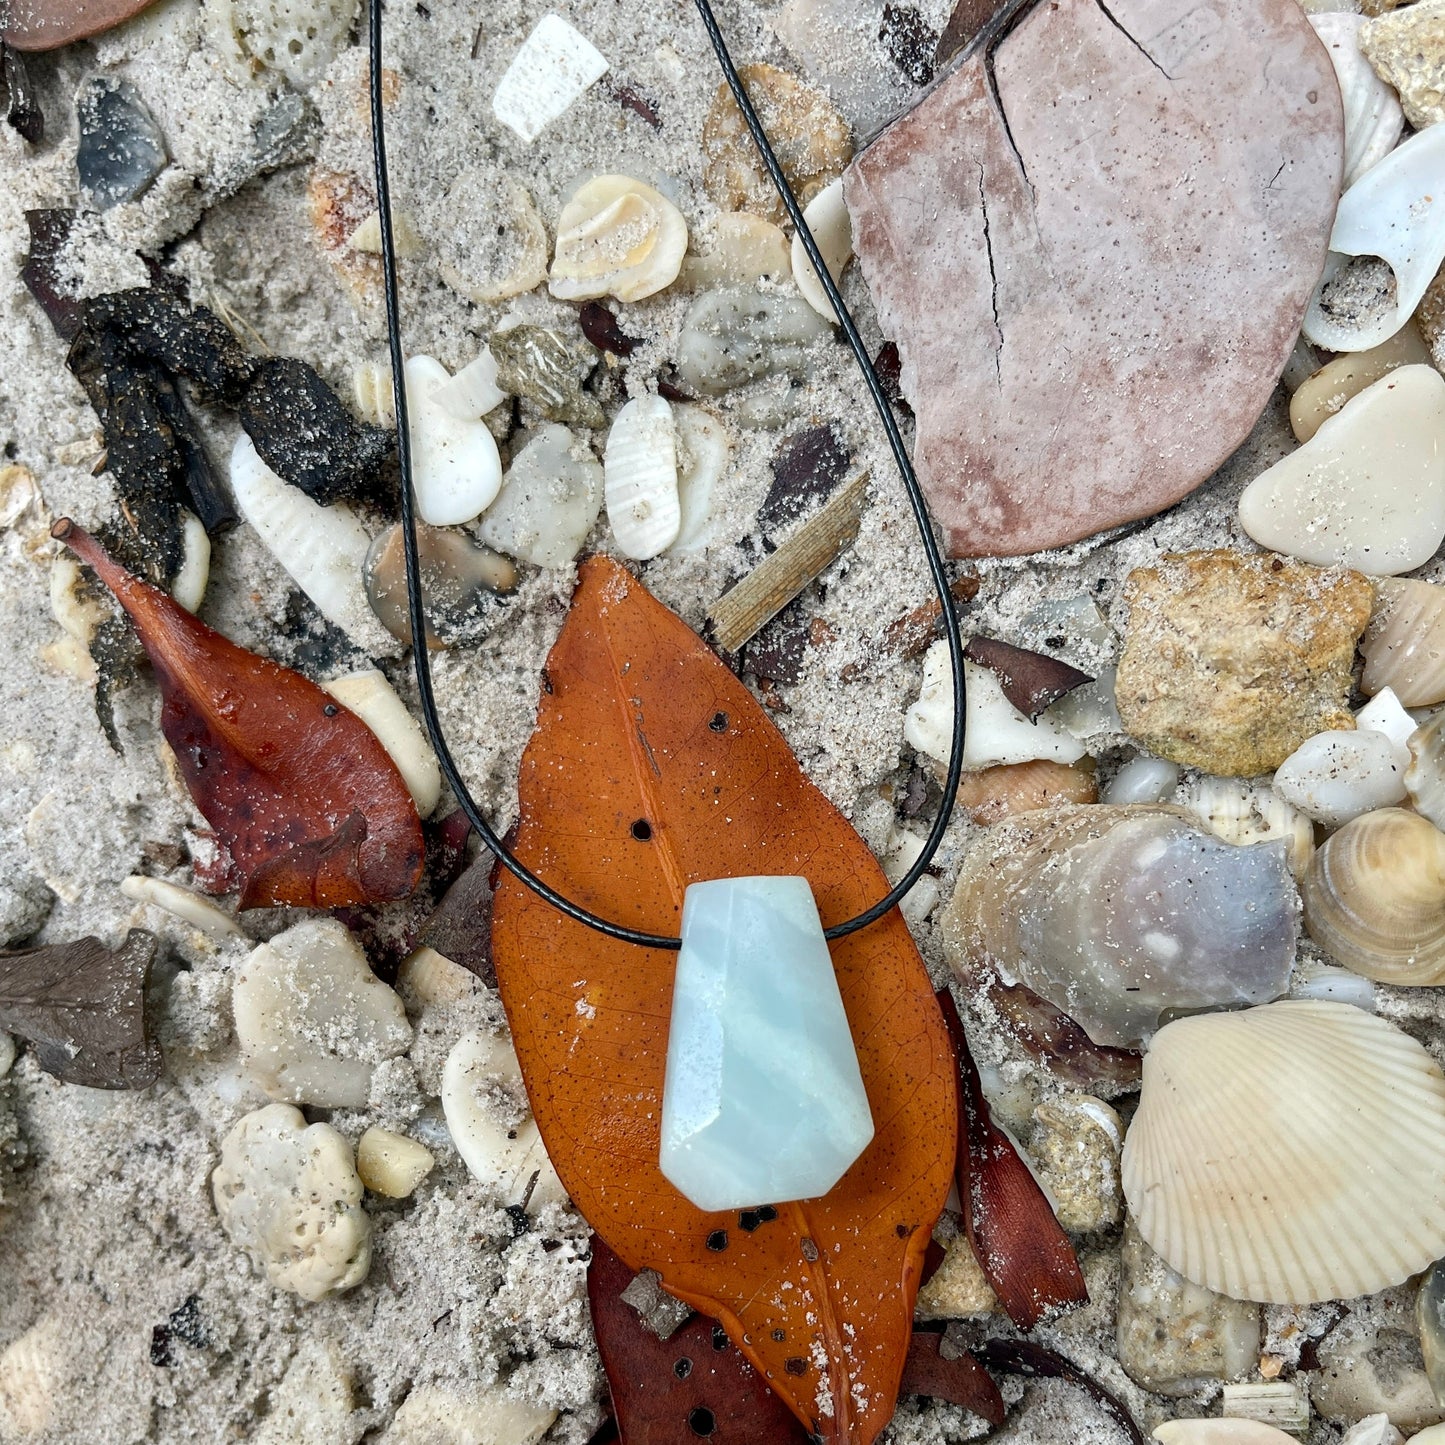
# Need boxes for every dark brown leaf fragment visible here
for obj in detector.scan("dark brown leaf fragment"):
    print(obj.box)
[2,42,42,142]
[978,1340,1145,1445]
[609,80,661,129]
[759,424,851,538]
[963,636,1092,719]
[21,208,84,340]
[880,4,937,86]
[417,845,496,987]
[579,301,642,358]
[0,930,161,1089]
[900,1331,1005,1425]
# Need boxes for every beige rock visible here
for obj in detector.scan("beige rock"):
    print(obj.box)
[1312,1301,1445,1432]
[914,1233,999,1320]
[702,64,852,227]
[1116,550,1373,776]
[1290,324,1432,442]
[1363,0,1445,129]
[356,1126,435,1199]
[1031,1094,1122,1233]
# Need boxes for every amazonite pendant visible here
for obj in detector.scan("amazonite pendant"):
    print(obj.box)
[659,876,874,1212]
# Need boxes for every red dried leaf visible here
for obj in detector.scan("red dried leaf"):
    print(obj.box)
[938,990,1087,1329]
[588,1235,811,1444]
[963,636,1092,719]
[55,521,424,910]
[4,0,157,51]
[900,1332,1005,1426]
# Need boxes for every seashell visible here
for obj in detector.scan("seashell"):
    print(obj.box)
[709,471,868,653]
[364,522,517,651]
[396,945,478,1009]
[207,0,360,88]
[791,176,853,322]
[0,464,40,529]
[1303,125,1445,352]
[355,1125,434,1199]
[1289,956,1377,1010]
[429,349,507,422]
[1152,1422,1297,1443]
[441,1031,567,1212]
[476,423,603,568]
[0,1318,64,1436]
[403,355,503,527]
[437,170,550,305]
[956,759,1099,825]
[1289,322,1430,441]
[1409,711,1445,832]
[1222,1381,1311,1435]
[1302,808,1445,984]
[391,1385,556,1445]
[1047,667,1123,741]
[347,207,423,258]
[353,360,395,429]
[674,284,833,397]
[548,176,688,304]
[491,12,609,144]
[701,63,852,228]
[1103,755,1179,806]
[1341,1418,1407,1445]
[603,395,681,559]
[229,434,397,656]
[1121,999,1445,1303]
[1020,593,1116,658]
[1418,1258,1445,1409]
[1356,686,1418,750]
[1362,578,1445,707]
[1273,728,1410,828]
[669,404,732,555]
[49,554,106,647]
[1181,776,1316,876]
[679,212,792,291]
[75,75,168,212]
[489,324,605,431]
[943,806,1298,1050]
[1413,1430,1445,1445]
[880,825,940,931]
[170,510,210,615]
[322,670,441,817]
[1308,15,1405,188]
[905,645,1087,773]
[120,875,243,941]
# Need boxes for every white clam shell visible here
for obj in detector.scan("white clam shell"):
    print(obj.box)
[1308,15,1404,188]
[670,404,732,554]
[477,423,603,568]
[1362,578,1445,707]
[1272,727,1410,828]
[120,874,243,940]
[1122,1000,1445,1303]
[1304,124,1445,352]
[1153,1424,1297,1444]
[1408,712,1445,833]
[229,433,398,655]
[791,176,854,321]
[404,355,503,526]
[549,175,688,304]
[603,394,681,559]
[491,12,608,144]
[322,669,441,816]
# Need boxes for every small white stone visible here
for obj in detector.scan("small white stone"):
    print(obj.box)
[1238,366,1445,576]
[429,348,507,422]
[1152,1419,1297,1442]
[1104,755,1181,805]
[384,1384,556,1445]
[322,669,441,817]
[234,918,411,1108]
[211,1103,371,1302]
[881,825,940,932]
[356,1126,435,1199]
[492,13,608,144]
[478,424,604,567]
[1409,1428,1445,1443]
[1273,728,1410,828]
[441,1031,567,1212]
[1356,686,1418,751]
[405,356,504,527]
[669,405,731,555]
[604,395,681,559]
[1342,1415,1407,1445]
[120,874,244,941]
[396,946,479,1009]
[791,177,854,321]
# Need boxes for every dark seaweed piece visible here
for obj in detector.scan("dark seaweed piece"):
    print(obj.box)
[609,80,661,129]
[880,4,937,86]
[743,600,808,686]
[579,301,642,358]
[963,636,1092,719]
[150,369,236,534]
[20,208,84,340]
[239,356,393,504]
[759,423,851,538]
[85,287,257,401]
[2,42,42,142]
[0,930,161,1089]
[75,75,168,211]
[90,610,142,754]
[977,1340,1145,1445]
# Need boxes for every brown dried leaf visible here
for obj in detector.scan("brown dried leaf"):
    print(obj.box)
[963,636,1092,719]
[900,1331,1005,1425]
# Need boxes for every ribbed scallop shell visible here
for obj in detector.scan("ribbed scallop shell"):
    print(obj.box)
[603,395,680,559]
[1301,807,1445,985]
[1122,1000,1445,1303]
[1361,577,1445,707]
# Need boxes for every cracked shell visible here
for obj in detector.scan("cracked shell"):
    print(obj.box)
[549,175,687,304]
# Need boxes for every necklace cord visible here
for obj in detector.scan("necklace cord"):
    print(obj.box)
[368,0,967,948]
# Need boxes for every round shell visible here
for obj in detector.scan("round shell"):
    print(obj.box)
[1301,807,1445,985]
[549,176,687,304]
[1122,999,1445,1303]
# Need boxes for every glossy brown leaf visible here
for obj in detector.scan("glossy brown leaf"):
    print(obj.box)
[0,930,160,1089]
[938,990,1087,1329]
[588,1234,810,1444]
[55,521,424,910]
[3,0,157,50]
[962,636,1092,720]
[899,1331,1005,1425]
[491,556,958,1445]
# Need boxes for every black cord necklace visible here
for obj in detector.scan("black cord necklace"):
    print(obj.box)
[368,0,967,949]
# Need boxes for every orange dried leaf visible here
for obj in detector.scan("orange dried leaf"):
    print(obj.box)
[55,521,423,909]
[491,556,958,1445]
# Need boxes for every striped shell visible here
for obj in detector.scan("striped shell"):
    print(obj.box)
[1122,1000,1445,1303]
[1301,808,1445,985]
[1361,577,1445,707]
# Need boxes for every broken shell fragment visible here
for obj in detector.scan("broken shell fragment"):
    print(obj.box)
[347,208,423,257]
[120,875,242,940]
[491,12,609,144]
[322,670,440,817]
[1289,323,1430,442]
[549,175,688,304]
[1122,1000,1445,1303]
[437,170,549,305]
[429,349,506,422]
[404,356,503,526]
[490,324,604,430]
[172,511,210,614]
[679,212,792,291]
[355,1126,434,1199]
[208,0,361,88]
[791,177,853,321]
[477,423,603,568]
[669,404,731,554]
[1179,776,1316,876]
[1308,14,1405,189]
[1408,712,1445,831]
[674,284,833,397]
[1152,1424,1298,1443]
[943,805,1298,1050]
[1103,755,1180,806]
[603,395,680,559]
[955,759,1098,825]
[1272,728,1410,829]
[1362,578,1445,706]
[353,360,395,428]
[1302,808,1445,985]
[364,522,517,650]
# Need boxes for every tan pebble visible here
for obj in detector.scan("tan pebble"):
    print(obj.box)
[356,1126,434,1199]
[1115,550,1373,776]
[347,208,424,257]
[1418,262,1445,372]
[1290,323,1431,442]
[914,1233,999,1320]
[387,1384,556,1445]
[702,64,852,227]
[396,945,479,1008]
[39,636,96,684]
[1362,0,1445,129]
[1031,1094,1122,1233]
[1260,1354,1286,1381]
[679,211,792,291]
[955,759,1097,825]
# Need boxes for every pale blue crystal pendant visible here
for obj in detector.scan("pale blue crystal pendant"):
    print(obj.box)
[659,876,875,1212]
